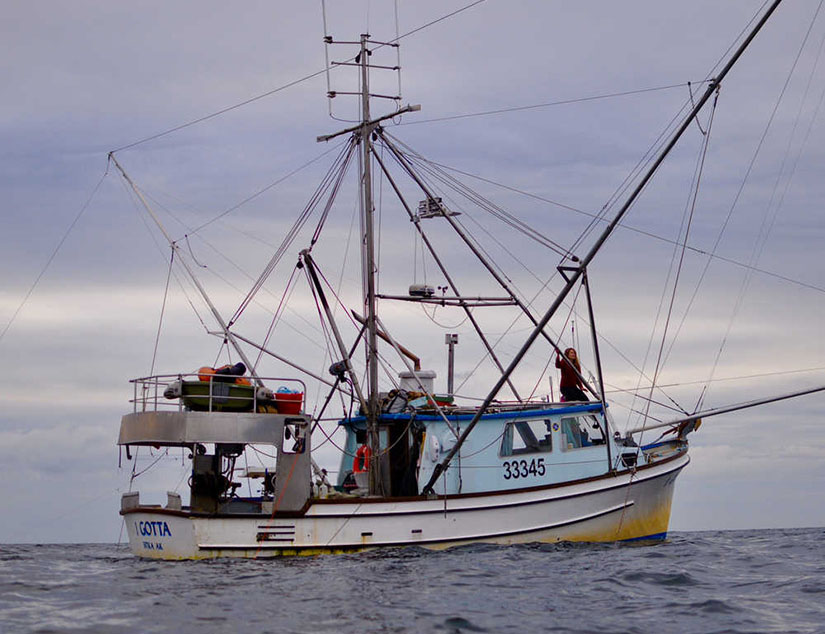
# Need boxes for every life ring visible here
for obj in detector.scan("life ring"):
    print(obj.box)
[353,444,371,473]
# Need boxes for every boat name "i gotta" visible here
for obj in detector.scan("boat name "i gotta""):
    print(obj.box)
[135,520,172,537]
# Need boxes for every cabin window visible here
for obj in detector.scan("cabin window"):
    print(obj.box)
[500,420,553,456]
[560,416,604,451]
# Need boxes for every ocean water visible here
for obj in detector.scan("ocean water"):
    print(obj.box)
[1,528,823,634]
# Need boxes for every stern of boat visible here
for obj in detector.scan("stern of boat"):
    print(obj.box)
[121,493,200,560]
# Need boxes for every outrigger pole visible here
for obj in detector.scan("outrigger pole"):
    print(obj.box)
[423,0,784,494]
[626,385,825,435]
[110,153,263,387]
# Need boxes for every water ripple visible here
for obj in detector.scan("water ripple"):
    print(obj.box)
[1,530,824,634]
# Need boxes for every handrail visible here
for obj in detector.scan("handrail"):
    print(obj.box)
[129,373,307,414]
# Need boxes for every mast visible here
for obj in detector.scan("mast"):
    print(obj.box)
[318,34,418,496]
[358,34,383,495]
[422,0,785,494]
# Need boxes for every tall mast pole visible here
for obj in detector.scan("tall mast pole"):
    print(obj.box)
[359,34,384,495]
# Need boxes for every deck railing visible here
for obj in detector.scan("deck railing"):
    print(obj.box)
[129,373,307,414]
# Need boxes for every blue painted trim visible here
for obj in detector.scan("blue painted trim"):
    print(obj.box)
[338,403,604,426]
[640,440,679,451]
[621,531,667,542]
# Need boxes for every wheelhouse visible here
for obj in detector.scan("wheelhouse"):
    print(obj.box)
[336,402,626,496]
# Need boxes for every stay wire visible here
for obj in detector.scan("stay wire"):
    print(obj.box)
[117,173,212,334]
[113,0,483,153]
[627,92,719,428]
[379,0,487,48]
[526,284,583,401]
[382,132,570,257]
[414,156,825,295]
[638,89,719,428]
[696,0,825,411]
[405,150,569,260]
[569,96,695,258]
[609,365,825,395]
[0,161,110,347]
[189,140,348,236]
[379,139,536,312]
[110,68,329,154]
[311,137,359,246]
[253,265,301,372]
[667,14,825,377]
[130,448,170,480]
[149,248,175,377]
[230,137,356,326]
[402,81,708,127]
[424,179,558,288]
[134,185,326,349]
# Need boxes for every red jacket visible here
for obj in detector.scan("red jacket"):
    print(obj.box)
[555,355,583,389]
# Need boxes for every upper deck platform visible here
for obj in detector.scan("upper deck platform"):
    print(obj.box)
[118,411,309,446]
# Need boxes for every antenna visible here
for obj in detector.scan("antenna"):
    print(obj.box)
[322,34,403,122]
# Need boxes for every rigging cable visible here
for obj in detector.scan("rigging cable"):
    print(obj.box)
[110,68,328,154]
[230,137,357,326]
[636,90,720,430]
[0,162,109,347]
[310,137,359,247]
[413,156,570,266]
[381,138,542,313]
[253,264,301,372]
[665,3,825,386]
[383,132,571,256]
[112,0,484,153]
[148,248,175,377]
[303,266,344,381]
[628,90,720,426]
[665,13,825,376]
[379,0,486,48]
[416,156,825,295]
[136,187,326,350]
[116,172,212,334]
[311,192,364,418]
[188,141,349,237]
[402,81,709,127]
[526,283,583,401]
[388,115,820,412]
[386,133,636,404]
[607,365,825,394]
[696,0,825,412]
[421,303,469,330]
[704,0,772,83]
[568,96,695,259]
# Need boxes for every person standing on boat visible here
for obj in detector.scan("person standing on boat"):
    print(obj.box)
[556,347,589,402]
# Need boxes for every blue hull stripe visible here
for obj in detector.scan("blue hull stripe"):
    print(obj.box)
[621,531,668,542]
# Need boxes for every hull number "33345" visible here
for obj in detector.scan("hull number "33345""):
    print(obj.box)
[502,458,545,480]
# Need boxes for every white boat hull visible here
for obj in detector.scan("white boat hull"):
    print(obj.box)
[122,453,687,559]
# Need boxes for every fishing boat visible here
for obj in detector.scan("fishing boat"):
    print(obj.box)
[115,0,821,559]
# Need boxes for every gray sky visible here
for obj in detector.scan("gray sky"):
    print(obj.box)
[1,1,823,543]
